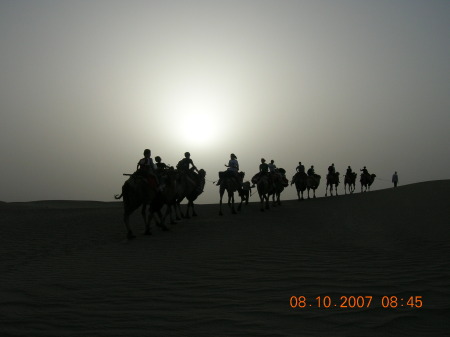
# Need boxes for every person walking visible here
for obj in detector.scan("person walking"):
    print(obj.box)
[392,171,399,188]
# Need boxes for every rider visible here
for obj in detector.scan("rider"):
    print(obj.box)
[296,161,305,174]
[252,158,269,184]
[136,149,159,188]
[137,149,155,173]
[177,152,201,191]
[291,161,306,186]
[268,160,277,173]
[259,158,269,175]
[155,156,168,190]
[328,163,335,175]
[155,156,168,171]
[177,152,199,174]
[216,153,240,186]
[307,165,315,176]
[360,166,369,176]
[346,166,353,177]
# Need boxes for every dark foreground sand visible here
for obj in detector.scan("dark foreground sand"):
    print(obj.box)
[1,180,449,337]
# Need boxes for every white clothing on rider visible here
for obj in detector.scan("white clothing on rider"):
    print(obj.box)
[227,159,239,172]
[268,163,276,173]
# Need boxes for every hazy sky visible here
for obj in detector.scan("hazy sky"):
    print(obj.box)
[1,0,449,203]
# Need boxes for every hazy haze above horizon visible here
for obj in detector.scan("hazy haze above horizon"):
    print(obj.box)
[1,0,449,202]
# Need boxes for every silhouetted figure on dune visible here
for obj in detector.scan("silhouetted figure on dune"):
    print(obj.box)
[344,166,357,194]
[325,163,340,196]
[292,161,308,201]
[392,171,399,188]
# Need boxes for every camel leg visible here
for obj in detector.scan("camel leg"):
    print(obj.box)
[237,194,243,211]
[219,188,224,216]
[156,210,170,231]
[174,202,183,220]
[191,201,198,216]
[174,203,181,220]
[164,204,177,225]
[142,205,153,236]
[184,202,191,219]
[230,192,237,214]
[145,210,153,235]
[259,194,265,212]
[271,194,276,207]
[124,211,136,240]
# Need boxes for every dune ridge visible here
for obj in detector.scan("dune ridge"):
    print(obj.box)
[0,180,449,336]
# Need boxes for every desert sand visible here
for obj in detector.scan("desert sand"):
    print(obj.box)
[1,180,449,336]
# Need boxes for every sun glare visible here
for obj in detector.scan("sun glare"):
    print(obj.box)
[163,83,228,146]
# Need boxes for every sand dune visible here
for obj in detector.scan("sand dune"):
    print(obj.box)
[1,180,449,336]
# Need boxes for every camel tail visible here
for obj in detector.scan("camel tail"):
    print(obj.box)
[114,193,123,200]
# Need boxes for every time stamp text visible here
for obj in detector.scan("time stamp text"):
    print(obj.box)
[290,296,423,309]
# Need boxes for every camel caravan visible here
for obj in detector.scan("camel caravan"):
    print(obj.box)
[116,150,376,239]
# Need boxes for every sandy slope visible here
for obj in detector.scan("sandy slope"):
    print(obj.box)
[1,181,449,336]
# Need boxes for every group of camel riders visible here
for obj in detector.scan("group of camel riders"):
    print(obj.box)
[135,149,202,192]
[135,149,372,192]
[214,154,289,189]
[292,162,371,184]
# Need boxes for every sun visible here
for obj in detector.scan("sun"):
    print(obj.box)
[166,84,226,146]
[179,112,215,144]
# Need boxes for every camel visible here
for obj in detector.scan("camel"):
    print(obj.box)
[239,181,253,205]
[325,172,340,196]
[218,172,245,216]
[145,168,179,234]
[252,173,272,211]
[306,174,321,199]
[360,173,376,192]
[344,172,357,194]
[114,174,158,239]
[268,169,288,207]
[291,172,307,201]
[175,169,206,219]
